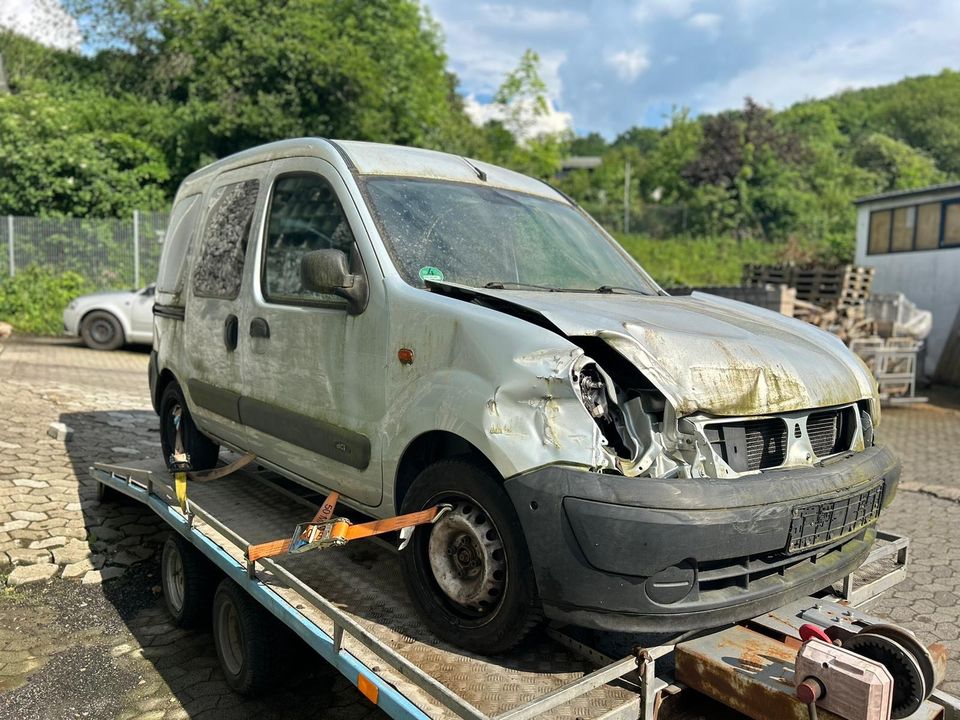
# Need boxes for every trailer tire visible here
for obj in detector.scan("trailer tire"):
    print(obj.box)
[162,535,217,629]
[159,382,220,472]
[212,579,287,696]
[398,459,543,655]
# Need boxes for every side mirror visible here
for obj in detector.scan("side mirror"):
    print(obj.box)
[300,249,367,314]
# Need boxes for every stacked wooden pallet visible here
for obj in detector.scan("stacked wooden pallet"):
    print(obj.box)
[742,264,874,309]
[793,265,874,308]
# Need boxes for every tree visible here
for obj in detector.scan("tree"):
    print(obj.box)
[475,49,570,179]
[853,132,946,192]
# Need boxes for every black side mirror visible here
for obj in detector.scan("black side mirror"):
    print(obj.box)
[300,249,367,314]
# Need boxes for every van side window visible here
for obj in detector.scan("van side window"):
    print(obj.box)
[262,173,357,304]
[193,179,260,299]
[157,193,200,298]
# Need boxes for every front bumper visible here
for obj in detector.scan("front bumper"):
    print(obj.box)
[504,444,900,633]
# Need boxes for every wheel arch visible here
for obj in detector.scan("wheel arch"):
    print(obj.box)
[153,367,180,415]
[393,430,501,514]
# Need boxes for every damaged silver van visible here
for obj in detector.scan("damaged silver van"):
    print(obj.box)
[150,139,899,654]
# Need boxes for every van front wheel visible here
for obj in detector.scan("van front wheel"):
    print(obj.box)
[159,382,220,471]
[398,459,542,654]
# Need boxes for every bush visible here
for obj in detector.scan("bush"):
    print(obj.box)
[615,234,786,287]
[0,265,92,335]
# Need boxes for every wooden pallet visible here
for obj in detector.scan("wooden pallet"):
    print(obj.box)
[747,264,874,309]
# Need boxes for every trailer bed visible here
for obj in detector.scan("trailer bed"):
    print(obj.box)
[93,457,643,720]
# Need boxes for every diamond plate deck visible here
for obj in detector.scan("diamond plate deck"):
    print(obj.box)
[100,458,639,719]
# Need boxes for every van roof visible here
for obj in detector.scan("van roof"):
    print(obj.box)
[179,138,566,202]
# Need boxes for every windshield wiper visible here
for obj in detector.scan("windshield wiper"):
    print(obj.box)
[594,285,650,295]
[483,281,559,292]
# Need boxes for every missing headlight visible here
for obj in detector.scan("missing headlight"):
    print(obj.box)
[578,365,633,458]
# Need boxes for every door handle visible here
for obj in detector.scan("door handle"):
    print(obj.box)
[223,314,239,351]
[249,317,270,339]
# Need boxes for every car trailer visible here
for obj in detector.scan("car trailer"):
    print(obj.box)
[91,458,960,720]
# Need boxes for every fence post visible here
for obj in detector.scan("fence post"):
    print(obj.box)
[133,209,140,288]
[6,215,13,277]
[623,161,631,234]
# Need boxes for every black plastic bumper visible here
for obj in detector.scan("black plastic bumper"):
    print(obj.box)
[504,445,900,633]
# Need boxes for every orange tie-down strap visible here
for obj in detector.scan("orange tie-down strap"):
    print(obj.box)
[246,494,442,563]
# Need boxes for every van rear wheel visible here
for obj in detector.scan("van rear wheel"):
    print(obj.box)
[398,459,542,654]
[159,382,220,471]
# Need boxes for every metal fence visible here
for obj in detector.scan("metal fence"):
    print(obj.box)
[0,211,170,290]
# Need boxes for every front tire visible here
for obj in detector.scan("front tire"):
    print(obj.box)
[398,459,542,655]
[159,382,220,471]
[80,310,124,351]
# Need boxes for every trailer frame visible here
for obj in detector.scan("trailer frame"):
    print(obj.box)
[90,459,959,720]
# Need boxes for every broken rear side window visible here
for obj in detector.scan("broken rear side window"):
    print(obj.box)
[193,179,260,299]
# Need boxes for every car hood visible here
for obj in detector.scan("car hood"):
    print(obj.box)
[432,283,876,417]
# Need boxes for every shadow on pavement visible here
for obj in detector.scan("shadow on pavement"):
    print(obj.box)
[53,407,362,720]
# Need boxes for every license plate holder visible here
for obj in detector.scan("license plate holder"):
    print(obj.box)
[787,483,883,553]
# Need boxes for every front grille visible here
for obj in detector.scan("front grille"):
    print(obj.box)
[705,418,787,472]
[807,407,855,457]
[745,419,787,469]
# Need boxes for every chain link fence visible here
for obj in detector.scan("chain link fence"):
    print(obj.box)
[0,211,170,290]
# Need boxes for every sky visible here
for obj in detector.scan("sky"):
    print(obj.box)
[3,0,960,140]
[426,0,960,138]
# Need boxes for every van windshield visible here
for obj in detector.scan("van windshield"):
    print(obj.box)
[363,177,659,294]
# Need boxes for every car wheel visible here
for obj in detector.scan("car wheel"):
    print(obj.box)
[80,310,124,351]
[159,382,220,471]
[162,535,218,629]
[398,459,543,654]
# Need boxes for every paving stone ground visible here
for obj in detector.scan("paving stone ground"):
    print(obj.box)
[1,335,959,718]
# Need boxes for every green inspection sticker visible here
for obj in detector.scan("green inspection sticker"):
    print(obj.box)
[418,266,444,282]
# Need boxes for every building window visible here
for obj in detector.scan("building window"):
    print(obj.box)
[915,203,941,250]
[890,207,914,252]
[868,209,891,254]
[867,197,960,254]
[944,202,960,247]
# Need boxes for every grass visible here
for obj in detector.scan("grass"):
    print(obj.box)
[614,234,787,288]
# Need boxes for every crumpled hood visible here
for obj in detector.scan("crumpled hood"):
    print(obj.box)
[438,284,877,417]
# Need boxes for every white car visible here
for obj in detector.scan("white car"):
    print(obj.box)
[63,285,155,350]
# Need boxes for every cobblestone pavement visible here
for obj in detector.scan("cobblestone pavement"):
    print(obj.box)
[1,335,959,719]
[0,338,384,720]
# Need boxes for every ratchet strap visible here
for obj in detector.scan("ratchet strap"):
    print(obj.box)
[246,492,448,563]
[169,407,256,513]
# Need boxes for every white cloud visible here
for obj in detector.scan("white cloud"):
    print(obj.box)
[0,0,81,51]
[475,4,589,31]
[687,12,721,36]
[464,95,573,141]
[697,9,960,113]
[605,49,650,82]
[633,0,699,23]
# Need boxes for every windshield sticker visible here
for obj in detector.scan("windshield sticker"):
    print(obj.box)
[418,266,444,283]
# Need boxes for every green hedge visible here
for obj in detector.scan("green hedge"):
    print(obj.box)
[0,265,91,335]
[615,234,787,287]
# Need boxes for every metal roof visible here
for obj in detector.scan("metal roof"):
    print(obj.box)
[853,181,960,205]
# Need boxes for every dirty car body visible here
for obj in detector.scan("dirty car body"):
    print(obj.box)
[150,138,899,639]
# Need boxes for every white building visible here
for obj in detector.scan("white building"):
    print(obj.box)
[854,182,960,379]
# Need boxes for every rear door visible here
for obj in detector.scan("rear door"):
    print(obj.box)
[182,167,266,449]
[237,157,387,508]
